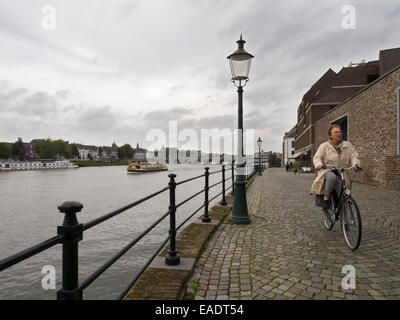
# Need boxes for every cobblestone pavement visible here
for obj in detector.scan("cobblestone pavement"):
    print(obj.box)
[186,168,400,300]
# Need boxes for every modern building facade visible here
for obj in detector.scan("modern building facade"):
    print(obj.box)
[282,125,296,166]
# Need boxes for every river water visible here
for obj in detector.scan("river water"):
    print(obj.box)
[0,164,233,300]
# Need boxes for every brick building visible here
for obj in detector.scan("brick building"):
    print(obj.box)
[314,63,400,190]
[294,47,400,169]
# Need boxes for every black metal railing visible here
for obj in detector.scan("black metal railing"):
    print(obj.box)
[0,161,255,300]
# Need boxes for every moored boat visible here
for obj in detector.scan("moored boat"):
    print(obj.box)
[0,160,78,171]
[127,161,168,173]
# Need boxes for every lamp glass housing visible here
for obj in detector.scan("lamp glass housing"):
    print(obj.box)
[229,54,253,81]
[227,35,254,81]
[257,137,262,147]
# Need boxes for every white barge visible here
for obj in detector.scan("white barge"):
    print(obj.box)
[0,160,78,171]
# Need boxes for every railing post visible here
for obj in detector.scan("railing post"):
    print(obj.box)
[221,165,227,206]
[57,201,83,300]
[231,160,235,195]
[202,167,211,222]
[165,173,180,266]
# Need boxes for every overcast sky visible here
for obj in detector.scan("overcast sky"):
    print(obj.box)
[0,0,399,153]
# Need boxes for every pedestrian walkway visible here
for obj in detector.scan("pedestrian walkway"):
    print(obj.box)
[185,168,400,300]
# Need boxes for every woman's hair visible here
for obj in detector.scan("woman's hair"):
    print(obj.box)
[328,124,341,139]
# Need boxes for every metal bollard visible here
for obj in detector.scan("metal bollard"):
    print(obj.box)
[57,201,83,300]
[202,167,211,222]
[221,165,227,206]
[165,173,180,266]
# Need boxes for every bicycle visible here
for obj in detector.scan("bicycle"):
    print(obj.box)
[318,164,362,251]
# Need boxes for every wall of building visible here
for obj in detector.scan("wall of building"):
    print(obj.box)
[314,67,400,190]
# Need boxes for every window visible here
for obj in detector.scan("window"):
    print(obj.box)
[367,74,379,84]
[291,141,295,148]
[331,115,348,141]
[291,150,295,155]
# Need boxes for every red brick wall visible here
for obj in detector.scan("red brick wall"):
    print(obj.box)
[314,67,400,190]
[296,127,311,150]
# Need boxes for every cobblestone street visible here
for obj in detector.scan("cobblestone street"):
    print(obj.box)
[186,168,400,300]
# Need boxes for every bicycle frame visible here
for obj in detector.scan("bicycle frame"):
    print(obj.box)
[330,169,347,217]
[322,163,360,217]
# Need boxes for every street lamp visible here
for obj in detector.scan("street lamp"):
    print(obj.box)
[261,148,264,171]
[227,34,254,225]
[257,137,262,176]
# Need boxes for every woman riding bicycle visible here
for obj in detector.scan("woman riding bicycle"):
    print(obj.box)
[311,124,362,209]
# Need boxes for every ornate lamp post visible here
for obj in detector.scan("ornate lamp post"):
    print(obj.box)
[227,35,254,225]
[257,137,262,176]
[261,148,265,172]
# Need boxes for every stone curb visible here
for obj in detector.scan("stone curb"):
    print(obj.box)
[124,198,233,300]
[124,173,257,300]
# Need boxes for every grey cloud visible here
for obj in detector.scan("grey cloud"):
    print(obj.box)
[75,105,117,132]
[0,84,58,116]
[144,107,193,123]
[13,91,57,116]
[55,90,71,100]
[1,0,399,152]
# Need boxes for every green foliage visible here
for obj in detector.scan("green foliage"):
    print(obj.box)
[0,142,11,159]
[117,144,134,160]
[70,143,80,158]
[11,137,25,160]
[31,138,71,160]
[31,139,56,159]
[53,139,72,159]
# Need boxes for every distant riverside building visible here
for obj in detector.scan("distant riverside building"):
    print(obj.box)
[78,147,90,160]
[23,143,35,160]
[146,147,233,165]
[293,47,400,168]
[133,143,147,161]
[282,126,296,166]
[101,146,118,161]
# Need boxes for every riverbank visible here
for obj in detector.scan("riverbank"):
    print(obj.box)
[124,173,257,300]
[74,160,129,167]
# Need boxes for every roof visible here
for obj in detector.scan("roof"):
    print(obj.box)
[331,64,379,86]
[316,63,400,119]
[303,68,337,103]
[314,86,365,103]
[379,47,400,74]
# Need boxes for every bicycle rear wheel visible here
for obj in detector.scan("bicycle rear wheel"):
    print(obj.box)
[341,196,362,250]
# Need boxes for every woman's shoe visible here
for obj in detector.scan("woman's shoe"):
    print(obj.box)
[322,200,330,210]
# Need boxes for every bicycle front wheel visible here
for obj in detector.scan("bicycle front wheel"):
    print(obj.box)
[323,208,334,230]
[341,196,362,250]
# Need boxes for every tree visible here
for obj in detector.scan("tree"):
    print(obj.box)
[70,143,80,159]
[11,138,25,161]
[0,143,11,160]
[32,138,56,159]
[117,144,134,160]
[53,140,72,159]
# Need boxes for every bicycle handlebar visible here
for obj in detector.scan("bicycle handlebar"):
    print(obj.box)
[320,163,362,172]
